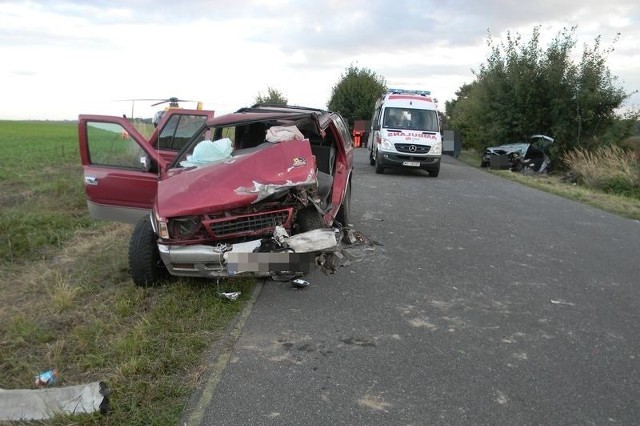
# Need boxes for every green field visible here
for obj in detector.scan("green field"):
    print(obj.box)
[0,120,253,425]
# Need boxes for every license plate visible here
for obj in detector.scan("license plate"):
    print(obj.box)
[402,161,420,167]
[227,252,314,274]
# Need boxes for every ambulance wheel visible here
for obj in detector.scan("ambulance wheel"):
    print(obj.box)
[375,151,384,174]
[426,163,440,177]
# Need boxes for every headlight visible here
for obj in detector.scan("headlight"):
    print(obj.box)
[380,138,394,150]
[431,141,442,155]
[169,216,201,239]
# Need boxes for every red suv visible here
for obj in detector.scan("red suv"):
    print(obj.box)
[78,105,354,286]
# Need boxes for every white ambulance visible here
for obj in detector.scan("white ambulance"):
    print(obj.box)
[367,89,442,177]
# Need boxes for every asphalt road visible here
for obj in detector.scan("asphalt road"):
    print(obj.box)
[185,150,640,426]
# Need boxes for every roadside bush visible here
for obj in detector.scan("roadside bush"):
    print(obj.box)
[562,145,640,198]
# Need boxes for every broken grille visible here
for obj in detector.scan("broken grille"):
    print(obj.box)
[206,209,292,239]
[395,143,431,154]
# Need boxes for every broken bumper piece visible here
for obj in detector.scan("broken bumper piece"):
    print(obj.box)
[158,228,340,278]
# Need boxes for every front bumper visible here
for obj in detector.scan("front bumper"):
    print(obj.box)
[378,152,441,169]
[158,228,340,278]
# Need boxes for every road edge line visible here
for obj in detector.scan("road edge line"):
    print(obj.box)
[182,281,263,426]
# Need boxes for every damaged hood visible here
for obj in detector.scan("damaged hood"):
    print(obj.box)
[485,143,530,156]
[486,135,554,155]
[157,140,316,218]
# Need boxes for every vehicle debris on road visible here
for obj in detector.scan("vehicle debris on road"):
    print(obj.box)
[292,278,310,288]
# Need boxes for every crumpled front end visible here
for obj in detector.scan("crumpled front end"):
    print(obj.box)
[152,138,345,278]
[153,139,322,244]
[158,227,341,278]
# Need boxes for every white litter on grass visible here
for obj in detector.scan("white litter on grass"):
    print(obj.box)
[219,292,241,301]
[0,381,108,421]
[550,299,575,306]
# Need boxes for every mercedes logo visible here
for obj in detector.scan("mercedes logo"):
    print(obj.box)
[409,145,417,152]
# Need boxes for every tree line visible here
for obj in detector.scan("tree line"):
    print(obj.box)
[256,26,637,164]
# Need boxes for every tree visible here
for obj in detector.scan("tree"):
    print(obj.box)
[327,65,387,128]
[444,82,476,134]
[254,87,288,106]
[448,26,637,157]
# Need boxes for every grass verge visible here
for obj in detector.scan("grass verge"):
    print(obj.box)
[457,149,640,220]
[0,120,255,425]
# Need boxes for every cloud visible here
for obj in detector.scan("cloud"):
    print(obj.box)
[0,0,638,120]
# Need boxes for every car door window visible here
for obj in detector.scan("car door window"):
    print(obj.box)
[158,114,208,151]
[86,122,147,169]
[333,117,353,149]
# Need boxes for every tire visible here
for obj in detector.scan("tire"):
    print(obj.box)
[335,181,351,226]
[511,161,523,173]
[369,150,375,166]
[374,150,384,174]
[427,163,440,177]
[128,217,168,287]
[296,207,326,233]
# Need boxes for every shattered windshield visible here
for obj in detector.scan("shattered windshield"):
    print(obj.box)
[173,122,308,168]
[382,107,439,132]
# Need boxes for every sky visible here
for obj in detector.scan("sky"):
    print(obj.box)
[1,0,639,121]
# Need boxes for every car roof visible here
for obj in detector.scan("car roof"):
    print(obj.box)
[240,104,326,114]
[206,110,317,127]
[238,104,340,128]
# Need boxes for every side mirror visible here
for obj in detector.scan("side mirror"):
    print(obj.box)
[139,155,151,172]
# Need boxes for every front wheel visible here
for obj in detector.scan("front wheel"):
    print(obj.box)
[335,181,351,226]
[374,150,384,174]
[129,217,169,287]
[427,163,440,177]
[295,207,326,233]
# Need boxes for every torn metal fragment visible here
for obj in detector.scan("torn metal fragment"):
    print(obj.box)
[218,292,241,301]
[292,279,310,288]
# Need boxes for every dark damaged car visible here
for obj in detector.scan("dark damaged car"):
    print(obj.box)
[78,105,354,286]
[480,134,554,173]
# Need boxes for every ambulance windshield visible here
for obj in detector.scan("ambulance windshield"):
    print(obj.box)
[382,108,439,132]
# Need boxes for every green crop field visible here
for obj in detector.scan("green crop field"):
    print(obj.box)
[0,120,97,262]
[0,120,253,425]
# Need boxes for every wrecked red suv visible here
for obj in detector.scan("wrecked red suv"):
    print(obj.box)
[78,105,354,286]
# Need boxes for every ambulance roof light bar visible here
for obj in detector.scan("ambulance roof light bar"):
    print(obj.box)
[387,88,431,96]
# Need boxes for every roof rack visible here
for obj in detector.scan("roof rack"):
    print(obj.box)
[237,104,326,114]
[387,88,431,96]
